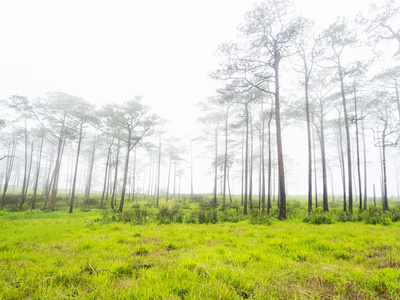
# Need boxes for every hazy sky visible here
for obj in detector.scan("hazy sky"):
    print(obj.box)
[0,0,387,194]
[0,0,369,136]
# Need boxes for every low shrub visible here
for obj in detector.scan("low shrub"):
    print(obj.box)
[336,212,356,223]
[249,211,272,225]
[303,213,333,225]
[157,206,182,224]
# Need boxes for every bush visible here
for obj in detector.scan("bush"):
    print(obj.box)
[250,211,272,225]
[303,213,333,225]
[197,208,218,224]
[219,209,242,223]
[157,206,182,224]
[359,207,393,225]
[336,212,355,223]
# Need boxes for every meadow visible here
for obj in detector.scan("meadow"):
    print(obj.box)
[1,195,400,299]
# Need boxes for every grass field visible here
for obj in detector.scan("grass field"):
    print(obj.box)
[1,196,400,299]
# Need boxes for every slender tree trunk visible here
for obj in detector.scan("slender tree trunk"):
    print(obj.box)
[49,119,66,211]
[223,110,229,212]
[69,121,83,213]
[190,143,194,200]
[111,140,120,209]
[213,122,218,205]
[100,144,111,209]
[19,117,29,209]
[31,133,45,209]
[166,157,172,202]
[1,140,17,210]
[227,168,232,203]
[241,128,244,206]
[354,85,363,211]
[85,138,96,203]
[381,125,389,211]
[156,131,162,207]
[132,147,137,201]
[338,60,353,213]
[373,184,376,207]
[261,106,266,214]
[119,131,131,213]
[318,105,329,212]
[274,62,286,220]
[312,127,318,208]
[249,114,254,210]
[267,109,272,214]
[338,116,347,212]
[24,142,34,195]
[395,79,400,122]
[305,70,313,214]
[244,103,249,215]
[328,166,334,202]
[173,160,177,197]
[361,108,368,209]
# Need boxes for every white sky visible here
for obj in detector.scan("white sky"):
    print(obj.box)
[0,0,368,132]
[0,0,390,195]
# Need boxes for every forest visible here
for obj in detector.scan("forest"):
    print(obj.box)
[1,0,400,299]
[0,0,399,218]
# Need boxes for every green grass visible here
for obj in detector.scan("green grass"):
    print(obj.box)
[1,198,400,299]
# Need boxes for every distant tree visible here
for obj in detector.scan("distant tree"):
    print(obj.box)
[360,0,400,56]
[4,96,34,210]
[309,69,338,212]
[30,126,46,209]
[213,0,303,220]
[320,18,358,213]
[197,106,223,206]
[35,92,85,211]
[374,66,400,121]
[68,98,95,213]
[100,98,158,213]
[0,133,17,210]
[371,90,399,211]
[294,18,319,213]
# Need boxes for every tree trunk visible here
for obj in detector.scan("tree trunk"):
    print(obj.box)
[49,119,66,211]
[69,121,83,213]
[19,117,29,209]
[244,103,249,215]
[338,115,347,212]
[190,143,194,200]
[274,61,286,220]
[223,110,229,212]
[338,60,353,213]
[111,140,120,209]
[312,127,318,208]
[166,157,172,202]
[267,106,272,214]
[156,131,162,207]
[354,84,363,211]
[31,132,45,209]
[132,147,137,201]
[305,66,313,214]
[261,105,266,213]
[85,138,96,203]
[249,114,254,210]
[0,140,17,210]
[361,107,368,209]
[381,124,389,211]
[213,122,218,205]
[119,131,131,213]
[318,104,329,212]
[100,144,111,209]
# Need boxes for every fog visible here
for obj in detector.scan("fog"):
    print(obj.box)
[0,0,399,201]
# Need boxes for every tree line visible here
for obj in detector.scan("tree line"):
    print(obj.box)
[200,0,400,220]
[1,0,399,220]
